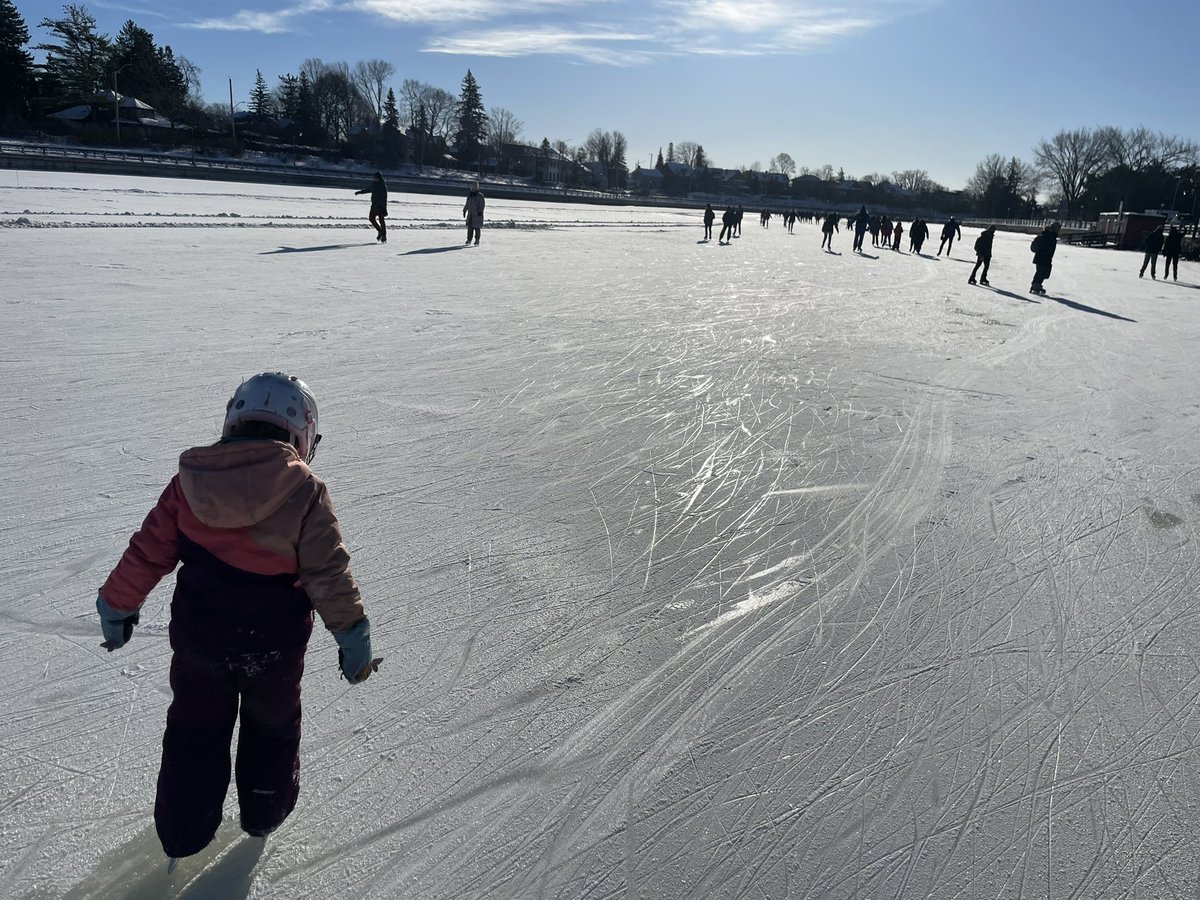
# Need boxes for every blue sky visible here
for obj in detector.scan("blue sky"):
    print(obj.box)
[17,0,1200,189]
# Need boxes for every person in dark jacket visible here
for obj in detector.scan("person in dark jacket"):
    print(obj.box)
[1139,224,1165,279]
[938,217,962,256]
[1162,225,1183,281]
[1029,221,1060,294]
[734,206,745,237]
[851,206,870,252]
[355,171,388,243]
[719,207,736,244]
[703,204,715,241]
[909,218,930,254]
[968,225,996,285]
[821,212,839,251]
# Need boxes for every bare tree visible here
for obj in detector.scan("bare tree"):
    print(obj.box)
[1033,128,1107,216]
[352,58,394,127]
[675,140,701,167]
[891,168,935,193]
[300,59,365,143]
[584,128,613,167]
[965,154,1008,200]
[487,105,523,172]
[769,152,796,177]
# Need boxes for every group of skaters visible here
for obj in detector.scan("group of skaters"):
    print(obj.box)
[702,203,745,244]
[355,171,486,246]
[1139,224,1185,281]
[705,201,1190,295]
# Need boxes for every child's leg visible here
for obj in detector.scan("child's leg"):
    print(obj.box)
[155,653,239,858]
[235,651,306,836]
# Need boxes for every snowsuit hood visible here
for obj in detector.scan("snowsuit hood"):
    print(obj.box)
[179,441,311,529]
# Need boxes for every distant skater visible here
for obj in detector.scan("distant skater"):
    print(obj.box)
[852,205,870,252]
[892,220,904,251]
[968,225,995,285]
[734,206,744,238]
[719,207,736,244]
[821,212,839,251]
[703,204,715,241]
[938,217,962,256]
[1029,221,1060,294]
[1163,225,1183,281]
[355,171,388,243]
[1139,224,1165,279]
[463,182,485,245]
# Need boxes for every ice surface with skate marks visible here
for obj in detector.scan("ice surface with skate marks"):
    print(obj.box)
[3,170,1200,899]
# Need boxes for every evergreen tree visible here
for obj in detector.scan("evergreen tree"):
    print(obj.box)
[107,20,187,117]
[276,73,300,120]
[0,0,35,120]
[36,4,111,102]
[382,87,399,130]
[250,68,272,119]
[454,69,486,169]
[666,142,675,163]
[296,71,322,143]
[655,147,664,169]
[694,145,707,169]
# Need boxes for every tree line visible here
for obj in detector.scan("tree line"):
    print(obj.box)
[2,1,1197,215]
[966,127,1198,220]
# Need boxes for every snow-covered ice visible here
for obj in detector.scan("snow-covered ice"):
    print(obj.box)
[2,171,1200,899]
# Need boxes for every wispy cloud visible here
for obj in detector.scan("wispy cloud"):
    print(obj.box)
[354,0,592,26]
[425,27,657,65]
[184,0,903,58]
[184,0,335,33]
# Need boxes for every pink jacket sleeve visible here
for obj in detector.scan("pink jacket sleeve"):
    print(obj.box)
[100,478,183,613]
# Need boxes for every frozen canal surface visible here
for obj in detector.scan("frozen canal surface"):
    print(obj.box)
[3,172,1200,899]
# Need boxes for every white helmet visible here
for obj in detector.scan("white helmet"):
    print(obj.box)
[223,372,320,462]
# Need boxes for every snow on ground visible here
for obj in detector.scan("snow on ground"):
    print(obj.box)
[2,171,1200,900]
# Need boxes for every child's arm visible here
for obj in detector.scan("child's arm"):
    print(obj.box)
[297,483,377,682]
[97,478,183,649]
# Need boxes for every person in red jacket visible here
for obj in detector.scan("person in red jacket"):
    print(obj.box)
[97,372,378,866]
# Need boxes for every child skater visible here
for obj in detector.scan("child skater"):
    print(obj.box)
[96,372,379,867]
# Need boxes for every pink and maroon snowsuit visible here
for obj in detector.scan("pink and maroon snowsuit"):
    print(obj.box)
[101,439,365,857]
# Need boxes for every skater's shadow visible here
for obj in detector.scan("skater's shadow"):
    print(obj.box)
[260,244,368,254]
[1049,295,1136,322]
[825,250,842,256]
[857,252,880,260]
[402,245,467,255]
[178,836,264,900]
[1167,281,1199,290]
[986,286,1040,304]
[697,239,711,244]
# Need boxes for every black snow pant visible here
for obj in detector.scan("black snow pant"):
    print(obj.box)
[939,236,955,255]
[369,208,387,242]
[719,223,733,242]
[1032,261,1052,291]
[969,254,991,282]
[1139,251,1158,278]
[704,222,713,240]
[821,230,835,250]
[853,228,867,251]
[1163,253,1180,280]
[155,649,305,858]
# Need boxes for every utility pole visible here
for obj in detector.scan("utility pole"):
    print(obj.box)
[229,78,236,143]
